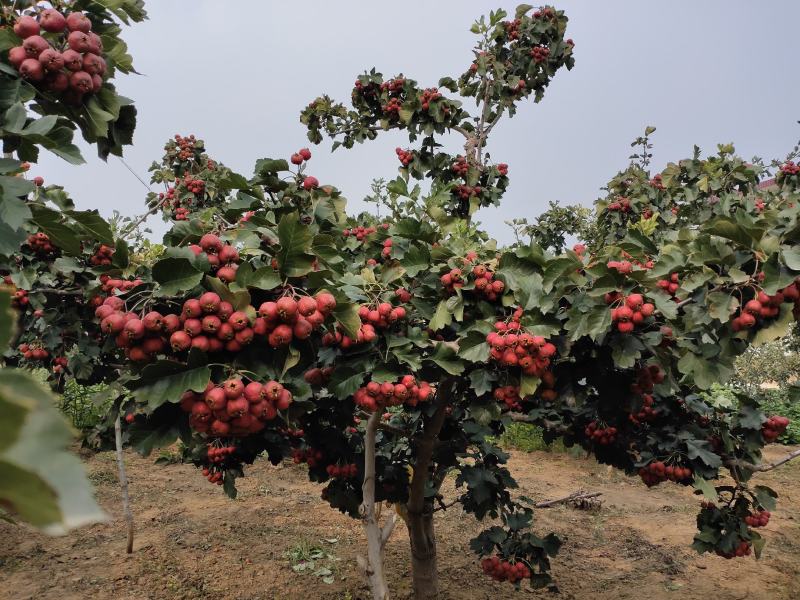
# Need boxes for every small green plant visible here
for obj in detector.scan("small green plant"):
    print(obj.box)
[284,539,341,585]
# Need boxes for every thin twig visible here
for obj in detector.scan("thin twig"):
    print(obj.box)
[725,448,800,473]
[116,156,152,192]
[534,490,602,509]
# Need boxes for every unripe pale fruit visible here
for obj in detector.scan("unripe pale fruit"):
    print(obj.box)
[40,9,67,33]
[14,16,40,39]
[66,12,92,33]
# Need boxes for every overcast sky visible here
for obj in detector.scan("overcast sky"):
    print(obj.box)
[35,1,800,244]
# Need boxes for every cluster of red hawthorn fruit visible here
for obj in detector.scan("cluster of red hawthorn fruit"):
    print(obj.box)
[638,460,693,487]
[188,233,241,282]
[180,377,292,438]
[584,421,618,445]
[606,292,655,333]
[256,292,337,347]
[419,87,442,111]
[493,385,522,411]
[717,540,752,559]
[656,272,681,298]
[530,45,550,63]
[395,147,413,166]
[326,463,358,479]
[88,244,114,267]
[291,447,324,468]
[780,161,799,176]
[486,311,557,377]
[452,156,469,177]
[9,9,107,103]
[353,375,433,412]
[381,238,393,258]
[25,232,57,257]
[166,134,202,163]
[649,174,665,190]
[762,415,790,442]
[342,223,389,240]
[290,147,312,165]
[98,274,142,295]
[303,366,334,386]
[480,556,531,584]
[744,510,770,528]
[201,445,236,485]
[732,284,799,331]
[321,300,406,349]
[606,197,632,213]
[16,342,49,361]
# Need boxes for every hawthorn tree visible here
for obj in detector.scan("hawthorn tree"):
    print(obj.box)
[3,4,800,600]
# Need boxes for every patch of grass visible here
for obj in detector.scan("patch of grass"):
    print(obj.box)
[284,538,342,585]
[497,423,567,453]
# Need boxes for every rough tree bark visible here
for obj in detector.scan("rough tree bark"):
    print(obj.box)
[405,378,455,600]
[114,414,134,554]
[359,411,393,599]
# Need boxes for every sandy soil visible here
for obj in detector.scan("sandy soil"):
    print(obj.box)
[1,445,799,600]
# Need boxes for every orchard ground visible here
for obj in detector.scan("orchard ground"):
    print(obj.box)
[1,444,799,600]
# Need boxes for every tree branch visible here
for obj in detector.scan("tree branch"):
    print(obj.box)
[29,288,84,297]
[533,490,602,508]
[380,512,397,547]
[725,448,800,473]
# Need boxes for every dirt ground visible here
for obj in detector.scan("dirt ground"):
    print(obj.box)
[1,445,799,600]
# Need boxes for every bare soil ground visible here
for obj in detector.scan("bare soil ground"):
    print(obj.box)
[1,446,799,600]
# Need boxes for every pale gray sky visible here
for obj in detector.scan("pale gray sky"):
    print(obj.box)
[36,1,800,244]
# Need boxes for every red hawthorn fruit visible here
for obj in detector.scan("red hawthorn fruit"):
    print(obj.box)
[191,335,210,352]
[38,48,65,72]
[125,413,135,424]
[626,294,644,310]
[67,31,91,53]
[216,266,237,283]
[293,318,313,340]
[276,297,298,321]
[142,311,163,332]
[290,153,303,165]
[66,12,92,33]
[183,318,202,337]
[298,296,318,317]
[202,314,222,333]
[210,420,231,437]
[8,46,27,68]
[235,327,254,345]
[218,244,239,264]
[170,330,192,351]
[217,302,234,321]
[299,148,312,160]
[19,58,45,81]
[33,176,45,187]
[101,313,125,334]
[163,314,181,333]
[228,311,249,331]
[142,337,164,354]
[40,9,67,33]
[61,49,83,71]
[302,176,319,190]
[268,324,293,347]
[14,15,40,38]
[200,233,223,253]
[45,70,70,93]
[199,291,221,313]
[82,53,105,76]
[217,322,235,341]
[223,378,245,399]
[244,382,263,403]
[275,389,293,410]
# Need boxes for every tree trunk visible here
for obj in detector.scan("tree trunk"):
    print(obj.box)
[407,509,438,599]
[360,411,391,599]
[114,414,134,554]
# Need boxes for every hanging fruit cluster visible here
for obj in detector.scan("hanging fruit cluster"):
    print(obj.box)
[9,9,107,104]
[395,147,413,166]
[492,385,522,411]
[486,313,556,377]
[257,292,336,347]
[353,375,433,411]
[201,444,237,485]
[189,234,241,281]
[656,273,681,298]
[638,460,693,487]
[480,556,531,584]
[179,377,291,437]
[326,463,358,479]
[762,415,790,442]
[584,421,617,445]
[88,244,114,267]
[25,232,58,257]
[608,293,655,333]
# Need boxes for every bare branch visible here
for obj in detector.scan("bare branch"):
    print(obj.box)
[725,448,800,473]
[534,490,602,509]
[380,512,397,547]
[114,415,134,554]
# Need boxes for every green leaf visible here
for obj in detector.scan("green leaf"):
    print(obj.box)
[30,205,81,255]
[333,302,361,339]
[276,212,315,277]
[565,303,611,342]
[65,210,114,245]
[752,306,794,346]
[0,195,31,230]
[0,291,14,351]
[246,266,281,291]
[400,244,431,277]
[692,476,719,503]
[469,369,496,396]
[753,485,778,511]
[782,247,800,271]
[128,361,211,410]
[428,343,465,375]
[684,438,722,468]
[520,374,541,397]
[152,257,203,295]
[0,369,106,534]
[329,366,365,400]
[429,300,452,331]
[458,330,489,363]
